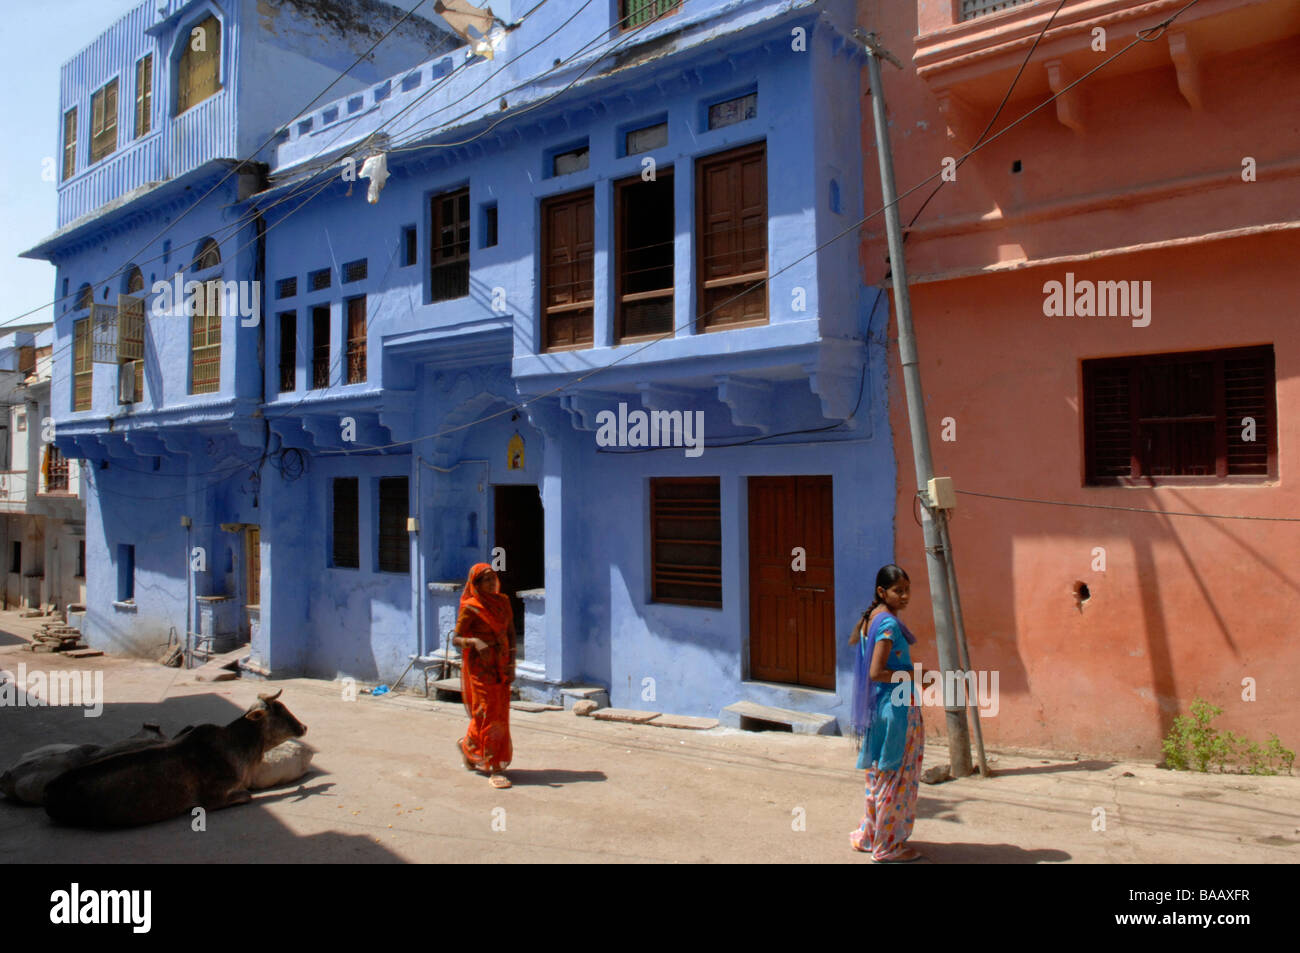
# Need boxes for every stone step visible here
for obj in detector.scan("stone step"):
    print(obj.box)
[429,677,463,699]
[647,713,719,731]
[64,648,103,659]
[560,686,609,710]
[721,700,838,736]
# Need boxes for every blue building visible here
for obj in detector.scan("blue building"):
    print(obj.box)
[28,0,896,730]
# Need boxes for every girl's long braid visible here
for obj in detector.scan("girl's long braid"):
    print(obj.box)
[850,589,884,645]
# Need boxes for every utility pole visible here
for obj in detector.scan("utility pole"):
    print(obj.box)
[860,31,974,779]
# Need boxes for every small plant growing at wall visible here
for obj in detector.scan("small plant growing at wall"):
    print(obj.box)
[1162,698,1295,775]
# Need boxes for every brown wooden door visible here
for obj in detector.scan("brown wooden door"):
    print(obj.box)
[748,476,835,689]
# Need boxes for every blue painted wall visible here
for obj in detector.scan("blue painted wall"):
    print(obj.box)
[32,0,897,729]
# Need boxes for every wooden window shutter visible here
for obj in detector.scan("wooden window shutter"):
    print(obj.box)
[696,143,767,331]
[1224,349,1275,477]
[135,55,153,138]
[1084,364,1133,483]
[73,318,93,411]
[541,189,594,351]
[332,478,360,568]
[62,108,77,181]
[377,477,410,573]
[650,478,722,607]
[178,15,222,113]
[90,80,119,163]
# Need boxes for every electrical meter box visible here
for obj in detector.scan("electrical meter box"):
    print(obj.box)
[927,476,957,510]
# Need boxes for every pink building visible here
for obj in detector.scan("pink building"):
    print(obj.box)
[861,0,1300,758]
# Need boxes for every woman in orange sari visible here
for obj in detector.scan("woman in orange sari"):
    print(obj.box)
[453,563,516,789]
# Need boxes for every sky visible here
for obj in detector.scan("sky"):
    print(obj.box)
[0,0,142,332]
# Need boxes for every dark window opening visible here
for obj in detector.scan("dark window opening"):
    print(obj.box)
[482,204,498,249]
[402,225,418,267]
[311,305,330,389]
[309,268,331,292]
[343,259,368,283]
[10,541,20,574]
[616,171,674,340]
[377,477,410,573]
[431,188,470,301]
[332,477,359,568]
[76,540,85,578]
[541,189,594,351]
[1084,345,1277,485]
[276,277,297,299]
[117,544,135,601]
[278,312,296,393]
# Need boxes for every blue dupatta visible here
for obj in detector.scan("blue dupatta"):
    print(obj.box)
[848,611,918,750]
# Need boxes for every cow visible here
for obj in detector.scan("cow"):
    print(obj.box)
[1,724,167,806]
[44,691,307,828]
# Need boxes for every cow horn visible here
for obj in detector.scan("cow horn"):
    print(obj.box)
[258,689,283,703]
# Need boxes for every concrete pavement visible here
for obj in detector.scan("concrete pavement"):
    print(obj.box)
[1,621,1296,863]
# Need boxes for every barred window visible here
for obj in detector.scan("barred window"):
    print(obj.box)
[1084,346,1277,484]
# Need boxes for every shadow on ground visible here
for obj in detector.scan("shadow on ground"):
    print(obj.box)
[0,689,402,864]
[504,769,608,787]
[912,841,1072,863]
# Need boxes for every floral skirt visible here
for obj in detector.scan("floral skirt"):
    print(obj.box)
[850,704,924,858]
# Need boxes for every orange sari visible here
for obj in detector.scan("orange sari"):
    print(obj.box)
[457,563,515,773]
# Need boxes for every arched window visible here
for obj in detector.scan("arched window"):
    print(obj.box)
[125,266,145,294]
[192,238,220,271]
[176,14,222,114]
[75,283,93,310]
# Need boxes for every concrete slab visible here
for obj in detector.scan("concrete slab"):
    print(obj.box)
[510,701,561,713]
[591,708,660,724]
[648,714,719,731]
[722,700,838,736]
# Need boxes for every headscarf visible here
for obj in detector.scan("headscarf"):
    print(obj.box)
[848,611,918,748]
[459,562,513,636]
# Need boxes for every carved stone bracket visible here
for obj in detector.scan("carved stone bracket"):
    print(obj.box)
[1044,59,1085,134]
[1167,30,1202,110]
[715,375,774,434]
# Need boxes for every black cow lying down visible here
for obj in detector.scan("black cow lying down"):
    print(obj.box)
[45,691,307,828]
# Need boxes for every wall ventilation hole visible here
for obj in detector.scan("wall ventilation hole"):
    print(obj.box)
[1011,159,1023,173]
[1073,581,1091,611]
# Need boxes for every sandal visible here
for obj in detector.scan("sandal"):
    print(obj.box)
[873,847,925,864]
[488,773,512,789]
[456,739,477,772]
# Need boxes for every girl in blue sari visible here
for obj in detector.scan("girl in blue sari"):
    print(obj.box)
[848,564,925,861]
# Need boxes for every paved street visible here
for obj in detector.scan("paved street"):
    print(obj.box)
[1,618,1295,864]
